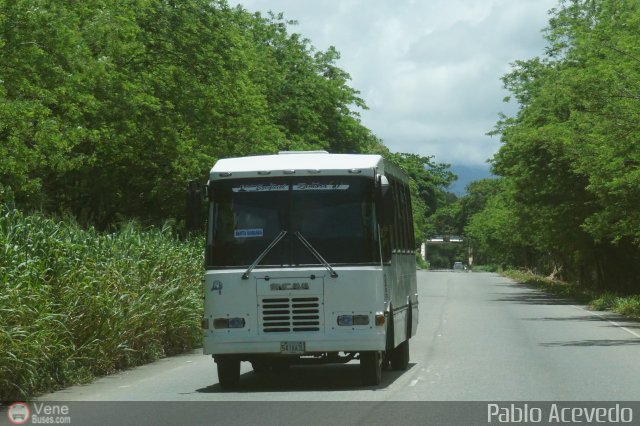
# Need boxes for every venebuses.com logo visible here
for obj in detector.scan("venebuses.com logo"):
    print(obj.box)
[6,402,71,424]
[7,402,30,424]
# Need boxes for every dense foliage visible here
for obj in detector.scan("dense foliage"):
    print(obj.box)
[0,0,452,234]
[0,0,452,237]
[0,207,202,400]
[464,0,640,292]
[0,0,390,228]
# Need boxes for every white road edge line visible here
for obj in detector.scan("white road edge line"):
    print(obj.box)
[572,305,640,339]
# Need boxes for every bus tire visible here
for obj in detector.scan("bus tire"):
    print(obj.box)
[271,360,290,374]
[216,357,240,389]
[384,305,394,370]
[251,360,269,374]
[360,351,382,386]
[390,339,409,370]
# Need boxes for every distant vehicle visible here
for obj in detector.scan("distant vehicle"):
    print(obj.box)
[453,261,464,271]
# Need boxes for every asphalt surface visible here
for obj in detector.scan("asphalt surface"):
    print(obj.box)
[28,271,640,424]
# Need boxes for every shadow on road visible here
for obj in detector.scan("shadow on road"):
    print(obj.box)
[196,363,415,393]
[492,282,640,348]
[522,315,612,322]
[541,339,640,347]
[491,286,576,306]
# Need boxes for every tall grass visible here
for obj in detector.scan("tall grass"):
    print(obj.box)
[0,207,203,400]
[502,269,590,301]
[591,293,640,318]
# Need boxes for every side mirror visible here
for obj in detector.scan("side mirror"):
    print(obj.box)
[378,174,390,199]
[205,180,214,201]
[186,180,203,232]
[376,174,393,227]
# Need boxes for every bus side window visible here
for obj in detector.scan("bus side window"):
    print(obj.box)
[378,178,393,262]
[404,184,416,249]
[400,183,412,250]
[397,181,407,250]
[389,177,400,251]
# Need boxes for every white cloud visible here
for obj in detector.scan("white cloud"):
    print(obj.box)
[230,0,558,167]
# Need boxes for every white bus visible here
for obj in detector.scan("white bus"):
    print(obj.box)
[202,151,418,387]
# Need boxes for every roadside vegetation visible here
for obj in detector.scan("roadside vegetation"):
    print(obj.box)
[0,206,203,400]
[470,264,500,273]
[502,270,640,320]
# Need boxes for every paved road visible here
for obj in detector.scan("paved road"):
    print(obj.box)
[39,271,640,402]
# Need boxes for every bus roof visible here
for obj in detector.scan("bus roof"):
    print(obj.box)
[210,152,389,180]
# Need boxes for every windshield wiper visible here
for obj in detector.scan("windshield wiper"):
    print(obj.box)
[294,232,338,278]
[241,230,288,280]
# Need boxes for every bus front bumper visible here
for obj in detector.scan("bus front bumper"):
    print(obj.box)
[203,333,386,355]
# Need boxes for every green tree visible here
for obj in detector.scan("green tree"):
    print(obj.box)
[0,0,387,228]
[467,0,640,290]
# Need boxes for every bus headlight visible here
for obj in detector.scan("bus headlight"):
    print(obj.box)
[213,317,246,329]
[337,314,370,326]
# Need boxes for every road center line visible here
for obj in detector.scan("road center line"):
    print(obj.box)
[572,305,640,339]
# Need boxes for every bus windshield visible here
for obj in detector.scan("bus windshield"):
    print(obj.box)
[207,176,378,268]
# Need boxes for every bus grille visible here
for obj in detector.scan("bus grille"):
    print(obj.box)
[260,297,321,333]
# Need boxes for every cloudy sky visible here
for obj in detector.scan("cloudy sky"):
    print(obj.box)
[230,0,558,174]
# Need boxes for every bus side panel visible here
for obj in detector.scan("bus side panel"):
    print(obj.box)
[409,253,419,338]
[386,252,418,347]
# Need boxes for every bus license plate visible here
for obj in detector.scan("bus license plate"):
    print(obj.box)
[280,341,305,354]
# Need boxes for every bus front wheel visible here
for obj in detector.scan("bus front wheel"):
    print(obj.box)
[216,356,240,389]
[251,360,269,374]
[360,351,382,386]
